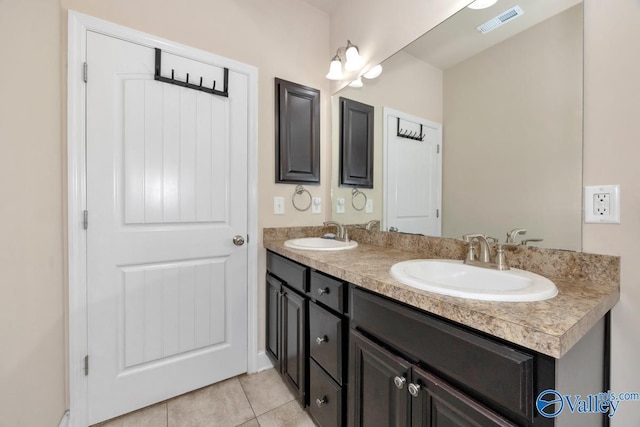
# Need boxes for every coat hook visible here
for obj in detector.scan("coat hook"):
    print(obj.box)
[213,81,217,91]
[186,73,190,84]
[171,69,175,80]
[199,77,203,87]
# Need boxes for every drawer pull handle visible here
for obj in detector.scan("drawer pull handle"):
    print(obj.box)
[316,397,327,407]
[393,376,406,389]
[408,383,422,397]
[316,335,328,345]
[317,287,329,295]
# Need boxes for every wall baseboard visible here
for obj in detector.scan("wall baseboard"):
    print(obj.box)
[59,410,70,427]
[256,351,274,372]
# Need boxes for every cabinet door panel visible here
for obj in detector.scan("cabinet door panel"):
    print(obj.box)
[265,273,282,369]
[411,366,517,427]
[282,287,307,404]
[349,330,411,427]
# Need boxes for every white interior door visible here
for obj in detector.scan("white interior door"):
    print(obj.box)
[86,31,248,424]
[383,108,442,235]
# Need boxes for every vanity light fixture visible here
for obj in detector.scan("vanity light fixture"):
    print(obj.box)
[344,40,364,71]
[467,0,498,10]
[325,54,344,80]
[348,77,363,88]
[363,64,383,79]
[325,40,364,80]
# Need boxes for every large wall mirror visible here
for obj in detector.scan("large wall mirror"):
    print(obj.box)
[330,0,583,250]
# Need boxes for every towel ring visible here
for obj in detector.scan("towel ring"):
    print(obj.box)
[292,185,312,212]
[351,188,367,211]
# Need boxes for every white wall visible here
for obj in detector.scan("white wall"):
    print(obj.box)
[583,0,640,424]
[0,0,65,426]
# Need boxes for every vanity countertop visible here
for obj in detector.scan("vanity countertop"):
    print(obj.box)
[264,237,619,359]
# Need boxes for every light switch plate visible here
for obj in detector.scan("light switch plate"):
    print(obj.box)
[584,185,620,223]
[274,196,285,215]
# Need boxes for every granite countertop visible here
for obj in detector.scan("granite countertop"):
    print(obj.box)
[264,231,619,359]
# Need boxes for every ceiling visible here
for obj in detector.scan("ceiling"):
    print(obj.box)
[299,0,344,15]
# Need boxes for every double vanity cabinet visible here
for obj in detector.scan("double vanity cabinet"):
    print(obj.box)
[266,250,608,427]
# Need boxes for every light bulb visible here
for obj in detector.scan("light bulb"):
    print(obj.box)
[363,64,382,79]
[325,57,343,80]
[348,77,363,88]
[344,41,363,72]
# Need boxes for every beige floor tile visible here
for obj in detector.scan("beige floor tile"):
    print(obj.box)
[256,401,315,427]
[238,368,295,416]
[92,402,167,427]
[236,419,260,427]
[167,378,255,427]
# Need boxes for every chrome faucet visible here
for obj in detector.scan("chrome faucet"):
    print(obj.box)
[323,221,349,242]
[365,220,380,231]
[462,233,511,270]
[462,233,491,263]
[506,228,527,244]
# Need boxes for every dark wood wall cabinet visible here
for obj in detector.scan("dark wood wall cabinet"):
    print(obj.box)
[275,78,321,184]
[340,97,374,188]
[266,251,607,427]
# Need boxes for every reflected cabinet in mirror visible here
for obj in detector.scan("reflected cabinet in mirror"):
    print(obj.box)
[330,0,583,250]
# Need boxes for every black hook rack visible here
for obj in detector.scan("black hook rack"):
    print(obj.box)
[396,117,425,141]
[154,48,229,98]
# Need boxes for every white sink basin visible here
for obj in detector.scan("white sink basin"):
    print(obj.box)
[284,237,358,251]
[389,259,557,302]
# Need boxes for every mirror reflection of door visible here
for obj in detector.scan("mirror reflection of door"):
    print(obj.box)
[383,108,442,235]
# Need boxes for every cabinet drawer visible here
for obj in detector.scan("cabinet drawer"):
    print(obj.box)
[267,251,308,293]
[309,359,343,427]
[310,301,343,384]
[350,288,534,421]
[310,270,346,313]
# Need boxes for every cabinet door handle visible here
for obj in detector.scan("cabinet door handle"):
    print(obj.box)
[316,396,327,407]
[316,335,328,345]
[317,287,329,295]
[393,376,406,389]
[408,383,422,397]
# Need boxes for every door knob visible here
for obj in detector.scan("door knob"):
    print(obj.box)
[393,376,406,389]
[233,235,245,246]
[408,383,422,397]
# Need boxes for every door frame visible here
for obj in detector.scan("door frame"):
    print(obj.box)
[382,107,442,233]
[67,11,259,427]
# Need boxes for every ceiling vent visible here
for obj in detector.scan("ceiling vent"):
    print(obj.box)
[476,5,524,34]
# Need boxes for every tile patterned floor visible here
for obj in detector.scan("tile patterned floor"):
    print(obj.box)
[93,368,315,427]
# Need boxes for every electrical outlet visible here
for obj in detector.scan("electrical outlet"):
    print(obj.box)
[593,193,610,216]
[274,196,285,215]
[336,198,345,214]
[585,185,620,223]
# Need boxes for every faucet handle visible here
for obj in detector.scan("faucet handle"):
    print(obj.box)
[462,233,485,242]
[506,228,527,244]
[521,238,543,246]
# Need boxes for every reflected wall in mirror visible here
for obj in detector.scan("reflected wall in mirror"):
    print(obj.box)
[331,0,583,250]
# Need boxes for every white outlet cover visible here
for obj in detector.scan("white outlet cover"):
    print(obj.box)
[584,185,620,224]
[312,197,321,214]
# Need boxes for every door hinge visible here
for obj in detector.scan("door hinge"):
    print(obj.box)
[437,144,440,154]
[436,209,440,218]
[83,210,88,229]
[83,62,88,83]
[84,355,89,376]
